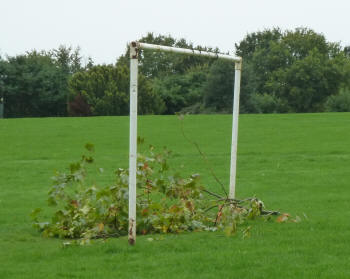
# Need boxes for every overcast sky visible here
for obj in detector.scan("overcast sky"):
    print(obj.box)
[1,0,349,64]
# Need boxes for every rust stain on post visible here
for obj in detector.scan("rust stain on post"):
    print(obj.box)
[128,219,135,245]
[235,58,243,70]
[130,41,139,59]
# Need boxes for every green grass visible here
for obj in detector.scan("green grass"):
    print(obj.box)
[1,113,350,278]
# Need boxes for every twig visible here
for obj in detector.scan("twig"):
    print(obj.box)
[214,204,227,226]
[204,204,220,213]
[202,189,224,199]
[177,115,229,199]
[261,210,280,216]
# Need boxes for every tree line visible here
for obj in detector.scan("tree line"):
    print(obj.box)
[1,28,350,118]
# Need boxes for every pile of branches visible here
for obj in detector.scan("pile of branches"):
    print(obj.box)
[31,142,281,244]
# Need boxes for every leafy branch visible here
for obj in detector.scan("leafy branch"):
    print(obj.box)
[31,141,287,245]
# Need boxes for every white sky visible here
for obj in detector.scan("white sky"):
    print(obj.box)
[1,0,349,64]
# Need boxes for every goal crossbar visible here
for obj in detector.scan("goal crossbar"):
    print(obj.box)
[128,41,242,245]
[137,42,242,62]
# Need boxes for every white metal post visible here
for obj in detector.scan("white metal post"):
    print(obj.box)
[128,42,138,245]
[229,60,242,199]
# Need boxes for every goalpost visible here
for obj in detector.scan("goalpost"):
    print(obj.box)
[128,41,242,245]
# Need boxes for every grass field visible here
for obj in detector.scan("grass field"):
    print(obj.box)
[0,113,350,278]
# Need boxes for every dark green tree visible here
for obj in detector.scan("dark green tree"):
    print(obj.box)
[118,33,219,78]
[117,33,222,114]
[153,64,209,114]
[0,51,68,117]
[50,45,83,74]
[234,27,349,112]
[266,49,347,112]
[68,64,164,116]
[344,46,350,58]
[203,60,235,112]
[0,46,84,117]
[138,33,218,78]
[235,28,283,59]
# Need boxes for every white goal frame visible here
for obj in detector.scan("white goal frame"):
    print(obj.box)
[128,41,242,245]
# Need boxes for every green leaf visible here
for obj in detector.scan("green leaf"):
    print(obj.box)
[47,196,57,206]
[80,205,90,215]
[70,162,81,173]
[30,208,42,220]
[84,143,94,152]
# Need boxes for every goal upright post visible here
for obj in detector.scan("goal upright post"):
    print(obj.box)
[128,42,138,245]
[229,60,242,199]
[128,41,242,245]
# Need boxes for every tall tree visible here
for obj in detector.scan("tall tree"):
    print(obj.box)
[68,63,164,116]
[118,33,219,78]
[0,46,84,117]
[235,28,282,60]
[203,60,235,111]
[0,51,68,117]
[117,33,222,114]
[153,64,209,114]
[50,45,83,74]
[234,27,349,112]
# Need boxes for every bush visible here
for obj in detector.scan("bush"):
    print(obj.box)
[325,88,350,112]
[248,93,288,113]
[68,94,91,116]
